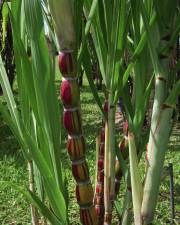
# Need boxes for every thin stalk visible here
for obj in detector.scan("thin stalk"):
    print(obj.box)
[108,95,116,206]
[94,135,100,201]
[128,132,143,225]
[95,128,105,224]
[121,192,132,225]
[95,100,108,224]
[103,93,116,225]
[168,163,175,223]
[120,173,132,225]
[104,121,111,224]
[28,161,39,225]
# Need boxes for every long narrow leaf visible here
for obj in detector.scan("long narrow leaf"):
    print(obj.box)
[0,181,63,225]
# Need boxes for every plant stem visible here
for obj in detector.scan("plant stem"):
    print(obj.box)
[95,100,108,224]
[104,93,116,224]
[128,132,143,225]
[94,135,100,200]
[104,121,111,224]
[108,102,116,203]
[141,56,172,223]
[59,50,97,225]
[28,161,39,225]
[141,32,173,222]
[141,107,173,224]
[121,178,132,225]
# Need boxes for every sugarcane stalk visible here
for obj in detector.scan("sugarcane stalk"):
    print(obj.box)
[47,1,97,224]
[103,93,116,225]
[115,141,130,224]
[128,132,143,225]
[95,129,105,225]
[94,135,100,202]
[109,104,116,203]
[141,34,174,224]
[94,100,108,225]
[121,188,132,225]
[104,120,111,224]
[28,161,39,225]
[59,50,97,225]
[121,207,132,225]
[120,152,133,225]
[47,0,76,50]
[141,106,173,224]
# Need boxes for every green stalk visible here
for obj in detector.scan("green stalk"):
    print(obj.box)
[28,161,39,225]
[139,2,178,222]
[121,175,132,225]
[103,93,116,224]
[141,106,173,224]
[121,194,132,225]
[47,0,76,50]
[128,132,143,225]
[108,94,116,208]
[141,38,173,225]
[104,121,111,223]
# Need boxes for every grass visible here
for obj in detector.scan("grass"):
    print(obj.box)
[0,121,30,224]
[0,78,180,225]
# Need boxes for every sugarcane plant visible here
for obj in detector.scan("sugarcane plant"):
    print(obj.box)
[47,0,98,224]
[83,0,180,224]
[140,1,180,224]
[0,0,180,225]
[0,0,68,224]
[94,99,108,225]
[83,0,129,223]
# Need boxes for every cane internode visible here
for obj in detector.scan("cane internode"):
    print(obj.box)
[94,101,109,225]
[61,78,79,107]
[67,136,86,161]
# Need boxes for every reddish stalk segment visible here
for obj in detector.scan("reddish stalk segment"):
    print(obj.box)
[59,51,97,225]
[94,101,108,225]
[61,79,79,107]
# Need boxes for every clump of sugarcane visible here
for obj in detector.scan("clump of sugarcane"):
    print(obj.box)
[59,50,97,225]
[94,100,108,225]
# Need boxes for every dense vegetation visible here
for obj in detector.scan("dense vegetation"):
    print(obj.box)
[0,0,179,225]
[0,80,180,224]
